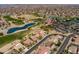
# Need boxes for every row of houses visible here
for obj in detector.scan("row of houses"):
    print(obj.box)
[66,34,79,54]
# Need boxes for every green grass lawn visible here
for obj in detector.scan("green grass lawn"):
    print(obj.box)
[0,30,27,48]
[3,15,24,25]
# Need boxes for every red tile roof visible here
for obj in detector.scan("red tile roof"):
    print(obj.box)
[36,46,50,54]
[23,39,33,46]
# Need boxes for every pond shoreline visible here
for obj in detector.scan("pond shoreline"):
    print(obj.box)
[7,22,35,34]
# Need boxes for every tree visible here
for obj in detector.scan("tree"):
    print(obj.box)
[55,40,61,46]
[53,48,57,51]
[0,33,3,36]
[71,38,75,42]
[64,49,69,54]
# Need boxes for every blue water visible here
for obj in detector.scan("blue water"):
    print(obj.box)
[7,23,35,34]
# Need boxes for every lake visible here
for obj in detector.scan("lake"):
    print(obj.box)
[7,23,35,34]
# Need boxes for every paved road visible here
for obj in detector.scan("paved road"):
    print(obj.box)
[56,33,74,54]
[24,33,64,54]
[24,32,77,54]
[24,34,54,54]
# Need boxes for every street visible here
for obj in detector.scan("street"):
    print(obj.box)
[56,34,74,54]
[25,34,54,54]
